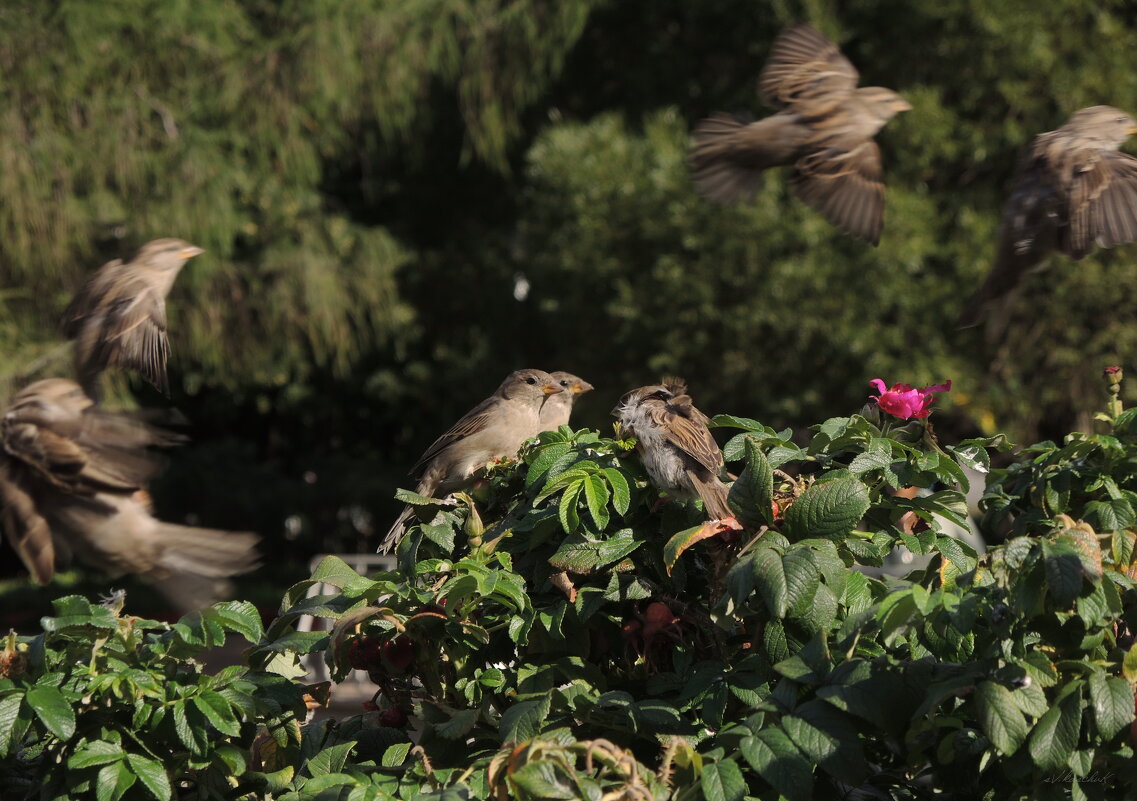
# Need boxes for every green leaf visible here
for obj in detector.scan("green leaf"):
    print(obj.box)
[752,546,788,618]
[192,690,241,736]
[0,691,25,758]
[1088,671,1134,740]
[583,473,610,530]
[204,600,265,642]
[125,753,172,801]
[783,477,871,540]
[1028,684,1082,771]
[26,686,76,741]
[508,761,577,799]
[306,741,356,776]
[1043,541,1085,607]
[782,701,866,784]
[602,467,631,515]
[308,555,374,593]
[527,443,573,487]
[435,708,479,740]
[97,760,136,801]
[381,742,412,768]
[68,740,125,769]
[548,529,643,574]
[558,480,583,533]
[783,547,820,616]
[700,758,746,801]
[1125,643,1137,683]
[739,729,813,801]
[974,681,1028,755]
[729,437,774,528]
[499,695,552,743]
[663,522,726,575]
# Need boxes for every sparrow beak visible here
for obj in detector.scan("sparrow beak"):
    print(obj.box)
[1128,124,1137,136]
[180,246,205,260]
[894,98,913,113]
[573,382,595,394]
[542,383,564,395]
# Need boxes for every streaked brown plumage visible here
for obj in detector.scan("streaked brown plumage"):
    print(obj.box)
[539,371,594,431]
[380,369,564,552]
[612,379,732,521]
[690,23,910,245]
[958,106,1137,331]
[0,378,259,609]
[63,238,204,398]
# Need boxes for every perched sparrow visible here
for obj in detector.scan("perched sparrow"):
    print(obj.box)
[0,378,259,609]
[63,238,204,398]
[612,379,733,521]
[690,23,911,245]
[380,369,563,552]
[539,371,595,431]
[958,106,1137,331]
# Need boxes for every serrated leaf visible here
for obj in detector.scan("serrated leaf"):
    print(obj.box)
[700,759,746,801]
[97,760,136,801]
[0,692,25,758]
[381,742,412,767]
[583,473,610,530]
[782,701,865,784]
[1088,671,1134,740]
[549,529,643,574]
[26,686,75,741]
[192,690,240,736]
[974,681,1028,755]
[558,481,583,533]
[499,696,551,744]
[728,438,774,528]
[602,467,631,515]
[739,730,812,801]
[1028,685,1082,771]
[527,443,573,487]
[1044,542,1085,607]
[783,477,871,540]
[68,739,125,770]
[662,522,725,575]
[752,546,788,618]
[125,753,172,801]
[783,547,820,616]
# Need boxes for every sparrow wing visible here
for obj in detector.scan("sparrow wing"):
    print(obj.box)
[792,139,885,245]
[1062,150,1137,258]
[411,396,499,477]
[759,23,858,111]
[0,459,58,584]
[649,395,723,476]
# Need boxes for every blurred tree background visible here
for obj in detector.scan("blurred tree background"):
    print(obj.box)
[3,0,1137,607]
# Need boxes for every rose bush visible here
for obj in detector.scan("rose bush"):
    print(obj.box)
[3,376,1136,800]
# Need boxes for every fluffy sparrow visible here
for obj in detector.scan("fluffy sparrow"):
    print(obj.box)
[380,369,563,552]
[0,378,259,609]
[959,106,1137,331]
[612,379,733,521]
[539,371,595,431]
[63,238,204,398]
[690,23,910,245]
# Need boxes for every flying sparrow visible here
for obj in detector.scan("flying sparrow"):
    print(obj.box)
[539,371,595,431]
[63,238,204,399]
[958,105,1137,331]
[0,378,259,609]
[690,23,910,245]
[380,369,563,552]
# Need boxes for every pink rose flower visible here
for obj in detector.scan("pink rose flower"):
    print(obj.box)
[869,378,952,420]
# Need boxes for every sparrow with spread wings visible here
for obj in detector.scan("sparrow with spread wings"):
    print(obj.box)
[690,23,910,245]
[63,238,204,399]
[958,106,1137,332]
[0,378,259,609]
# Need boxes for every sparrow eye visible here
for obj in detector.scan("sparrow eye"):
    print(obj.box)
[526,377,537,385]
[560,380,570,387]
